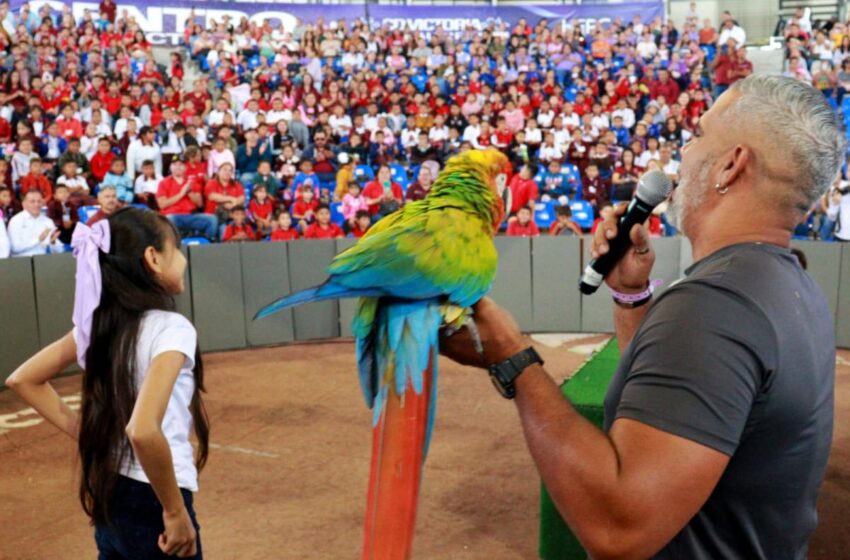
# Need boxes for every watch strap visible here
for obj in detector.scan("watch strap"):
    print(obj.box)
[488,346,543,399]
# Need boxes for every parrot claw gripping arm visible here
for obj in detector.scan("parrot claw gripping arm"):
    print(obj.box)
[463,313,485,358]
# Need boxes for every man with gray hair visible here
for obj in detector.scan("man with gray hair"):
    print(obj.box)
[86,184,120,224]
[441,75,844,558]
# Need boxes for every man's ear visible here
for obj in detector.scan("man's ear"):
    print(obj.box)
[715,144,750,190]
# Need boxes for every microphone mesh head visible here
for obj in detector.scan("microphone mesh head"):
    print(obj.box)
[636,170,673,206]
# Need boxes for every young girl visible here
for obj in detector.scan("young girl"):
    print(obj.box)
[134,159,163,208]
[248,184,274,238]
[6,208,209,559]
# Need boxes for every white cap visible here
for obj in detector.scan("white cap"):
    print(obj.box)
[338,152,350,164]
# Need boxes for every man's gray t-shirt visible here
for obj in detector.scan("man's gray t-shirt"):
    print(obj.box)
[603,243,835,559]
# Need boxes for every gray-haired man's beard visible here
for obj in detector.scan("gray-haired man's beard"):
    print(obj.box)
[667,160,712,233]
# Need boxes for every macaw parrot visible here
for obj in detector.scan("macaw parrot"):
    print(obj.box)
[255,149,512,559]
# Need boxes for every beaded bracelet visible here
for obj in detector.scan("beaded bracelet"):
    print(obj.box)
[611,279,664,308]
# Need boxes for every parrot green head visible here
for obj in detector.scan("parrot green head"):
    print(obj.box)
[428,149,513,233]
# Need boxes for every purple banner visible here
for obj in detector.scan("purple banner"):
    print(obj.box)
[22,1,664,47]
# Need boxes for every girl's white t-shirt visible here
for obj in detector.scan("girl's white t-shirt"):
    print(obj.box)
[120,310,199,492]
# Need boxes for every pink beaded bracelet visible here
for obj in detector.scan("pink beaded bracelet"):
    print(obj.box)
[610,279,664,308]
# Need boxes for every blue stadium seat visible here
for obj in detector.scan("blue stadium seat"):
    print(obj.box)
[330,201,345,226]
[841,97,850,118]
[411,73,428,93]
[182,237,210,246]
[827,96,838,112]
[534,201,556,229]
[78,205,100,224]
[354,165,375,182]
[569,200,594,231]
[248,55,262,70]
[700,44,717,63]
[390,164,409,188]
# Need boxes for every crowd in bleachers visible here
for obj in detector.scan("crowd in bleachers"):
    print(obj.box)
[0,0,846,258]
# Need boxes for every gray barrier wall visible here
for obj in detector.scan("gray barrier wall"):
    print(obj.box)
[2,238,849,380]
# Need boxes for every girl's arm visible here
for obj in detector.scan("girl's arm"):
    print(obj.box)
[5,331,80,439]
[125,351,190,517]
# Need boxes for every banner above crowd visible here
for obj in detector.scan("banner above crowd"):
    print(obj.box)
[21,0,664,46]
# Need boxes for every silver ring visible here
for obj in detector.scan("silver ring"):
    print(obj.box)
[635,247,650,255]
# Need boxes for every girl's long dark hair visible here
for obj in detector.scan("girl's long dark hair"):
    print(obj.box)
[78,207,209,526]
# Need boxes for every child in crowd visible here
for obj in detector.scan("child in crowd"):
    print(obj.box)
[591,202,614,234]
[56,160,93,207]
[47,184,77,244]
[291,186,319,230]
[249,184,274,238]
[6,208,208,560]
[251,160,281,200]
[277,144,299,191]
[582,163,610,212]
[538,160,573,205]
[90,138,116,185]
[549,205,583,236]
[270,210,300,241]
[11,137,38,186]
[222,206,255,242]
[341,181,368,232]
[133,159,161,207]
[349,209,371,238]
[292,159,319,198]
[303,204,344,239]
[19,158,53,203]
[102,159,134,205]
[506,206,540,237]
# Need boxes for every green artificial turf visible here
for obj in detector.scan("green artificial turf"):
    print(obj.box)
[539,338,620,560]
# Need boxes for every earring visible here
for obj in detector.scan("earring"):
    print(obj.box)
[714,182,729,195]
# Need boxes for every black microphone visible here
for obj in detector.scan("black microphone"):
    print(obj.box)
[579,170,673,295]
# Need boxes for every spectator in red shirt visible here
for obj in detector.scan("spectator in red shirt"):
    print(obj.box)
[99,0,116,23]
[349,210,372,238]
[101,81,123,115]
[185,79,212,117]
[156,158,217,240]
[248,184,274,238]
[291,186,320,230]
[270,211,300,241]
[137,60,165,88]
[304,204,344,239]
[203,162,244,218]
[90,138,116,184]
[730,47,753,85]
[712,39,737,97]
[649,69,681,101]
[56,104,84,140]
[590,202,614,234]
[508,163,539,215]
[19,159,53,203]
[362,165,404,217]
[222,206,255,242]
[506,206,540,237]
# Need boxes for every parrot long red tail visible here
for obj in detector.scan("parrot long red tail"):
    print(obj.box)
[361,361,434,560]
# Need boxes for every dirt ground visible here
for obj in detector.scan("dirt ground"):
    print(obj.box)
[1,336,848,560]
